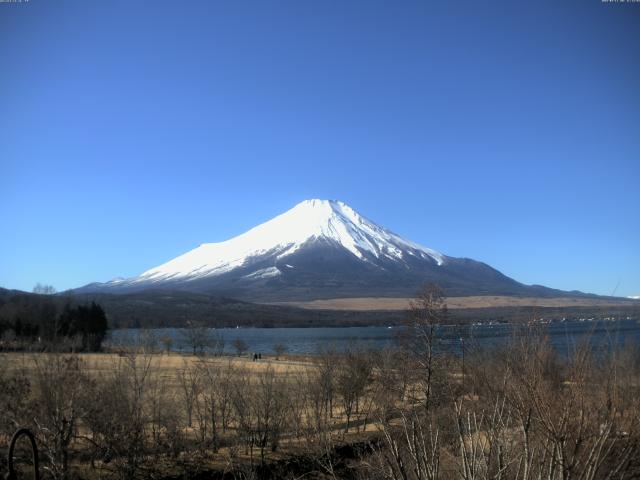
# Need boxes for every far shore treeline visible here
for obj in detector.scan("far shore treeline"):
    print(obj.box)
[1,286,639,342]
[0,289,108,351]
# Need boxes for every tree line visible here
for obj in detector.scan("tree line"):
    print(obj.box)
[0,287,108,351]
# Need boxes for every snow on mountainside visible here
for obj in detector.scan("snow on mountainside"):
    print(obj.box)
[134,199,444,284]
[77,199,584,301]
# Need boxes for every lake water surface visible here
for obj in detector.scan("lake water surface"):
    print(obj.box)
[108,319,640,356]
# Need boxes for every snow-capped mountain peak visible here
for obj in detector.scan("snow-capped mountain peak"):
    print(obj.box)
[77,199,563,301]
[134,199,444,284]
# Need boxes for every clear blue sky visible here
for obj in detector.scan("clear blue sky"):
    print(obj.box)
[1,0,639,297]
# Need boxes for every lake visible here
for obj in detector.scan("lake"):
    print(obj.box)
[108,318,640,356]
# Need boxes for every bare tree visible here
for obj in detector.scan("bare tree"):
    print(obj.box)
[178,361,201,428]
[273,342,287,360]
[315,346,338,421]
[453,396,515,480]
[251,367,289,463]
[335,347,373,433]
[233,338,249,357]
[372,407,441,480]
[211,330,225,356]
[81,352,154,479]
[228,365,291,465]
[160,335,174,355]
[33,283,57,295]
[400,283,447,411]
[195,360,218,450]
[138,329,158,353]
[0,362,31,447]
[146,364,182,457]
[229,367,254,460]
[31,354,86,479]
[181,322,215,355]
[298,369,338,477]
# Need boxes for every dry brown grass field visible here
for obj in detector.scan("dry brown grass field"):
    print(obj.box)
[270,295,638,310]
[0,350,387,479]
[0,352,316,388]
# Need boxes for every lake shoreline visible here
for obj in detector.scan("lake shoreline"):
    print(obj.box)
[106,318,640,356]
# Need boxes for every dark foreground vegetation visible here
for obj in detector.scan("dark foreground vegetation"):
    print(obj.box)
[1,285,639,479]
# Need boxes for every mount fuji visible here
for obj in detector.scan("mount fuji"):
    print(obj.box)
[78,199,571,301]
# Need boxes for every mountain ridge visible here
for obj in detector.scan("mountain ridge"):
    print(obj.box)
[75,199,599,301]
